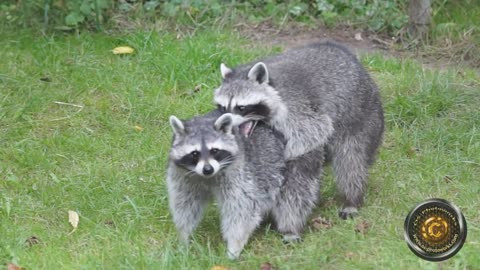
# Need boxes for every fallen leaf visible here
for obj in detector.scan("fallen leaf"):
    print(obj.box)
[355,219,370,234]
[104,220,116,228]
[25,235,41,247]
[211,266,229,270]
[68,210,79,234]
[112,46,135,55]
[40,76,51,82]
[354,32,363,41]
[310,216,333,230]
[7,263,23,270]
[134,125,144,132]
[345,251,355,259]
[260,262,274,270]
[64,58,74,65]
[444,175,454,183]
[406,147,420,158]
[180,89,196,97]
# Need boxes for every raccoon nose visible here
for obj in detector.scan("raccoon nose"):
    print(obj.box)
[203,165,214,176]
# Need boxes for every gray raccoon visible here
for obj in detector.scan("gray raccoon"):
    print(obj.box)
[214,42,385,237]
[167,110,286,259]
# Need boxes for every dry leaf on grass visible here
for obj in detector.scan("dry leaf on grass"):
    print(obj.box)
[355,219,370,234]
[260,262,275,270]
[310,216,333,230]
[194,85,202,92]
[104,220,116,228]
[134,125,144,132]
[25,235,41,247]
[68,210,79,234]
[444,175,454,183]
[112,46,135,55]
[345,251,355,259]
[211,266,230,270]
[7,263,23,270]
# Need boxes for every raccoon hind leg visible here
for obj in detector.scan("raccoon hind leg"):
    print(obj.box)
[272,149,324,243]
[332,136,371,219]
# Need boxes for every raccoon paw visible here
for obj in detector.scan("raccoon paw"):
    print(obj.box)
[178,233,191,246]
[227,250,241,260]
[339,207,358,220]
[282,234,303,244]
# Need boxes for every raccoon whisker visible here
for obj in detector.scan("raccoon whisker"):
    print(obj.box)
[219,158,234,165]
[220,157,234,163]
[219,161,233,168]
[220,161,233,166]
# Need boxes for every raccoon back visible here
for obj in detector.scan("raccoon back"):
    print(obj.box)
[227,42,382,126]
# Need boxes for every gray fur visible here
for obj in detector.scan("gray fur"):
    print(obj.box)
[166,110,286,259]
[214,42,384,228]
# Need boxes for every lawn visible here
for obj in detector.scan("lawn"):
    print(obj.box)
[0,27,479,269]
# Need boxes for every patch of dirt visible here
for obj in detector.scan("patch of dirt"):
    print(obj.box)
[238,22,479,74]
[238,22,398,57]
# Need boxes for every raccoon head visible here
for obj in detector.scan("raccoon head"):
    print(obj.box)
[214,62,287,138]
[168,113,239,178]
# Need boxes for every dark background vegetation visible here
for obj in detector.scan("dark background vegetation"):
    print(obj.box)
[1,0,479,67]
[2,0,408,33]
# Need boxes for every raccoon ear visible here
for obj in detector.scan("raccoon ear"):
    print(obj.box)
[220,63,232,79]
[169,115,185,136]
[214,113,233,134]
[247,62,269,84]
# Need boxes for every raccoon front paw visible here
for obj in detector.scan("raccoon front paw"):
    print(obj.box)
[339,206,358,220]
[178,232,191,246]
[226,249,242,260]
[282,234,303,244]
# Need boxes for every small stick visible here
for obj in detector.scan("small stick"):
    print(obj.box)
[50,101,84,121]
[54,101,84,108]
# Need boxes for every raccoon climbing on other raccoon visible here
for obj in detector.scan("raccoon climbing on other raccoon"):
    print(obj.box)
[214,42,385,241]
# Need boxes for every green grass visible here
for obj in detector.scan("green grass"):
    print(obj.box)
[1,27,479,269]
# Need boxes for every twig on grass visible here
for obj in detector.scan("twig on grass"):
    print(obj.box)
[50,101,84,121]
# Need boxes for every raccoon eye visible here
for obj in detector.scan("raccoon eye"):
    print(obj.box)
[210,148,219,154]
[191,151,200,158]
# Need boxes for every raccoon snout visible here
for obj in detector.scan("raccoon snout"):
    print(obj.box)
[203,164,214,176]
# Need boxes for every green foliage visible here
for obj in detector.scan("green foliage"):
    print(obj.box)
[313,0,408,33]
[0,0,112,30]
[0,0,408,35]
[64,0,110,27]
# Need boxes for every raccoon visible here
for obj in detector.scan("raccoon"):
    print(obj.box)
[166,110,286,259]
[214,42,385,233]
